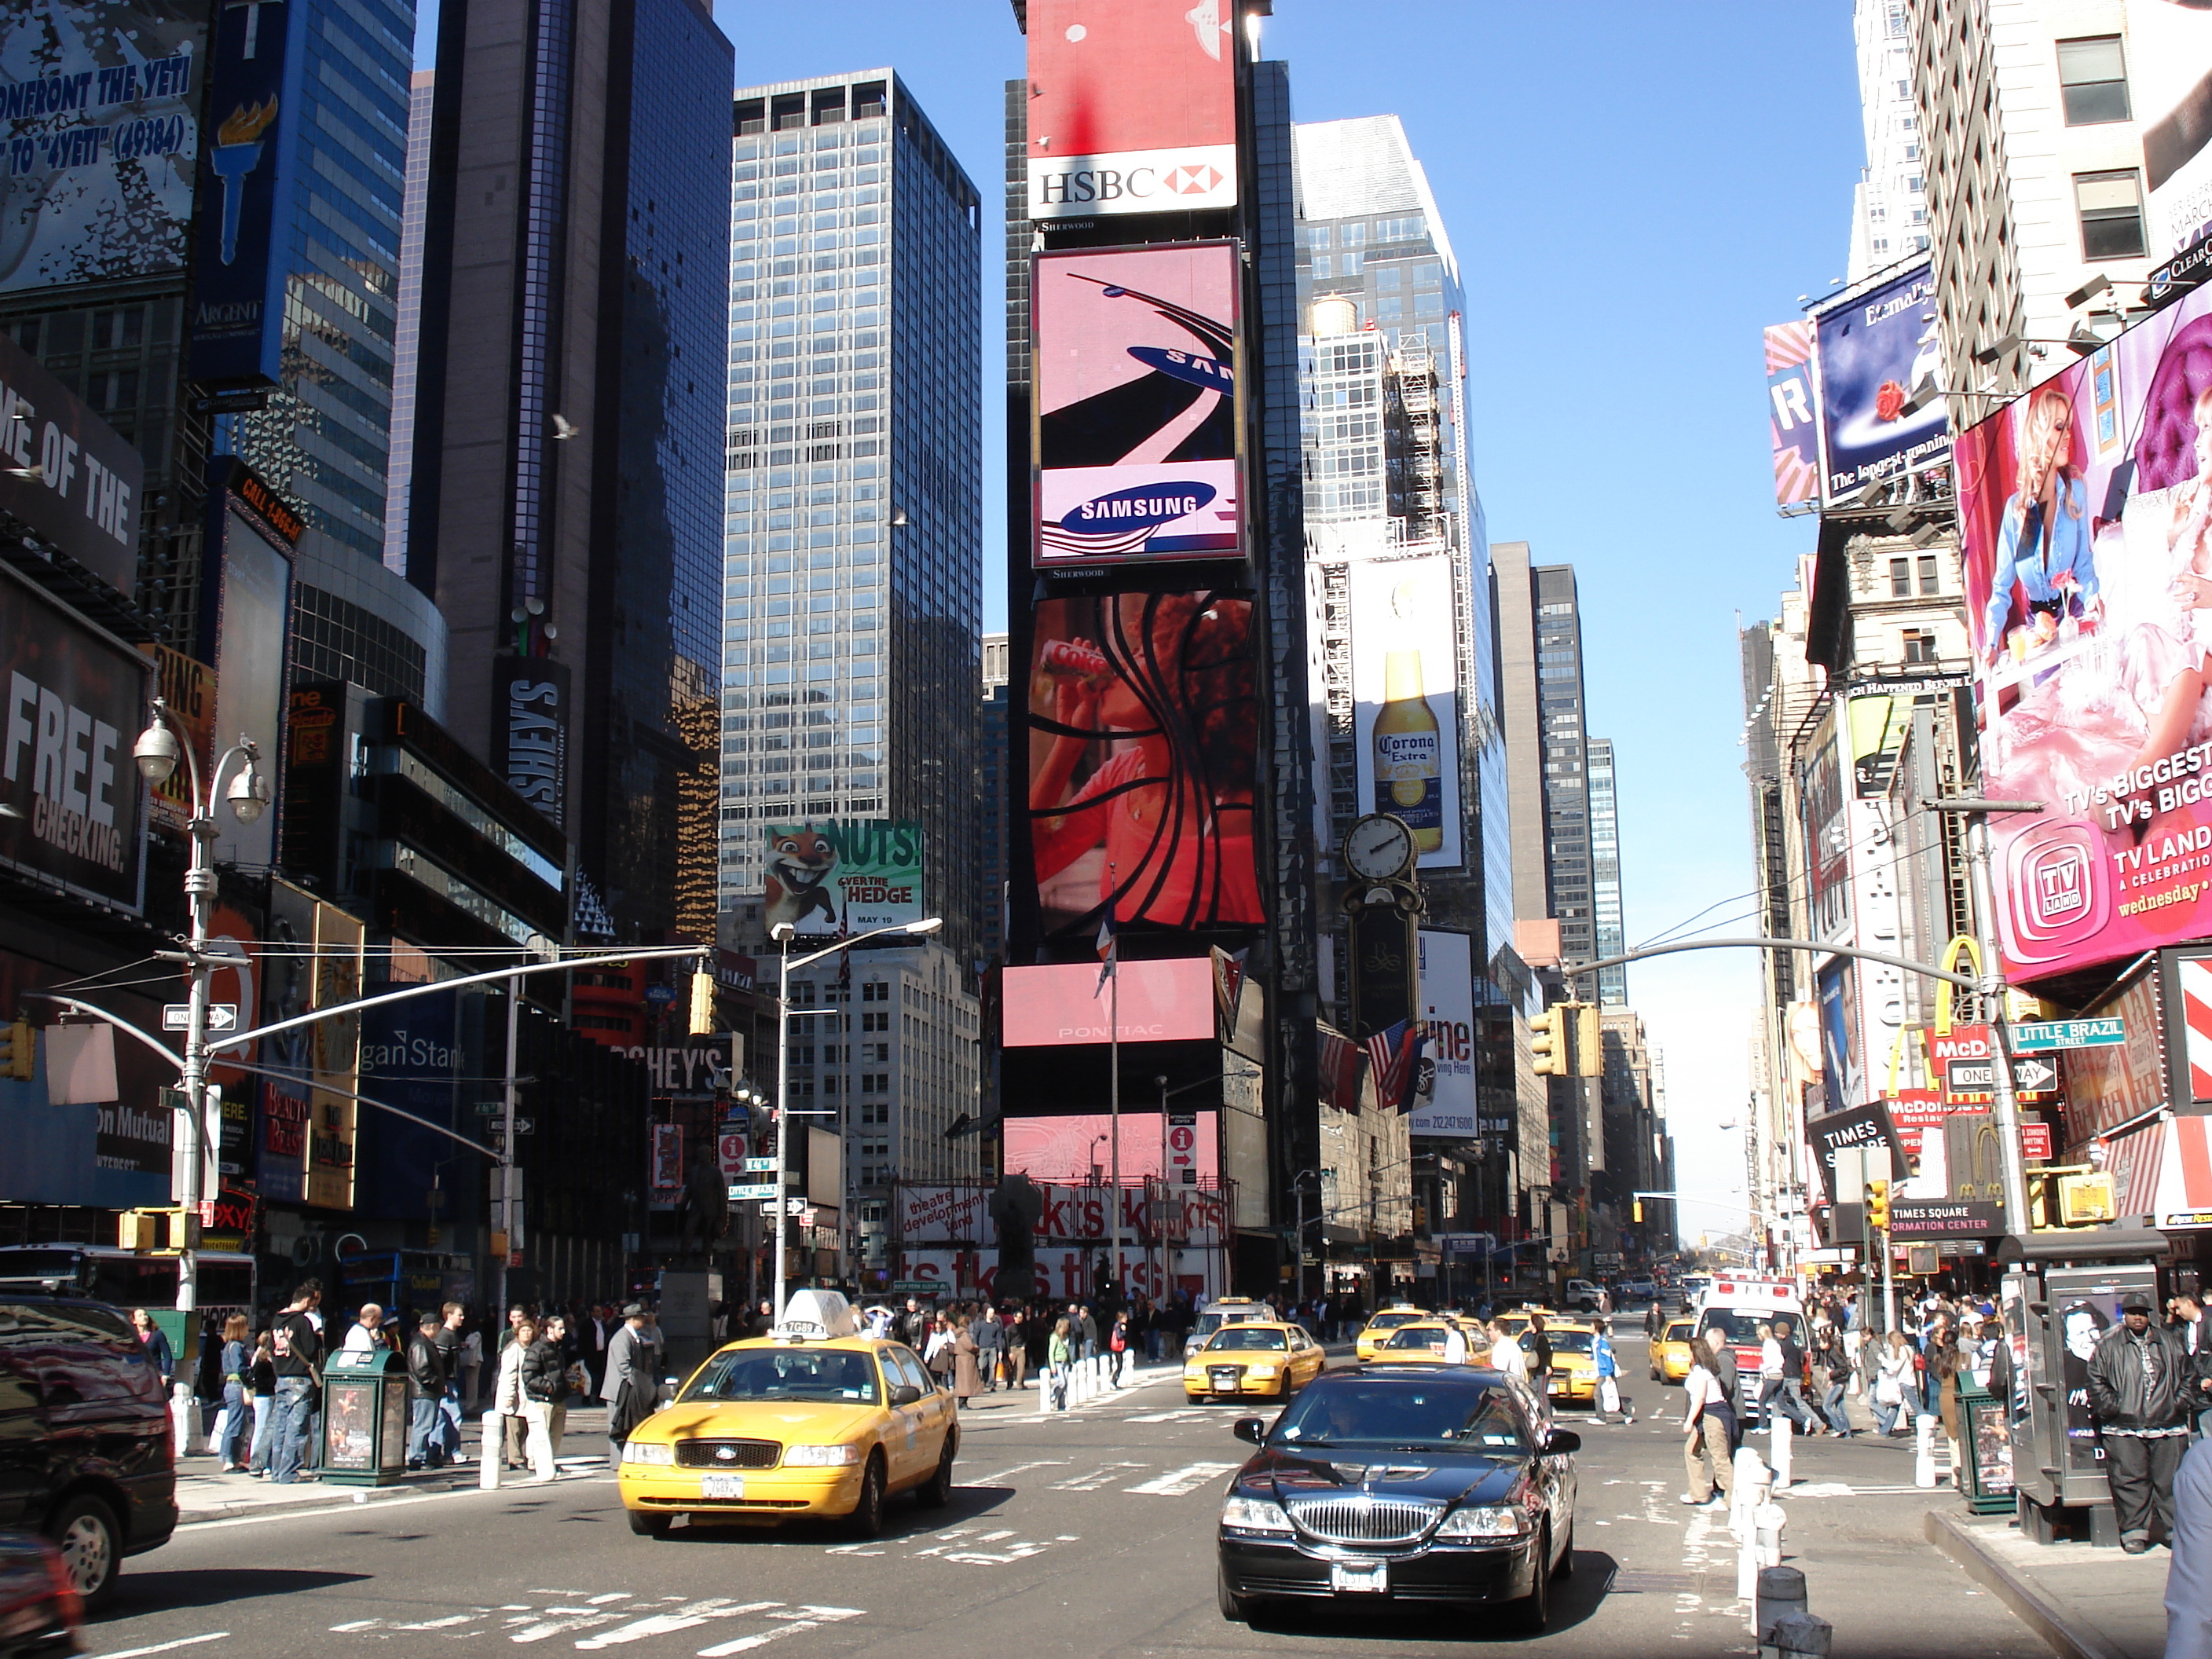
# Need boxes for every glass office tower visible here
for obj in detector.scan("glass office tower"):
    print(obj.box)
[719,72,983,968]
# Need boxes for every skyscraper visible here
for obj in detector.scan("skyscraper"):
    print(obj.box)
[408,0,735,945]
[384,71,436,580]
[1847,0,1931,281]
[1587,736,1626,1008]
[980,632,1010,966]
[716,72,983,969]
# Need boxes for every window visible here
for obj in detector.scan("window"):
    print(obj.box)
[2057,36,2130,125]
[1917,555,1939,595]
[1889,558,1914,598]
[2076,169,2147,259]
[1902,630,1939,665]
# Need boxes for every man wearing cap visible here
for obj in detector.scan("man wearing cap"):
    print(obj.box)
[599,1304,653,1461]
[2087,1295,2193,1552]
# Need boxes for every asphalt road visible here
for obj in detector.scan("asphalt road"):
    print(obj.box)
[86,1329,2058,1659]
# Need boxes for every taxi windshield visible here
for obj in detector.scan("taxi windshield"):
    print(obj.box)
[1383,1327,1445,1349]
[1664,1321,1695,1342]
[1205,1328,1287,1352]
[1193,1309,1262,1339]
[1366,1312,1423,1331]
[1545,1330,1596,1355]
[680,1346,881,1406]
[1273,1379,1527,1454]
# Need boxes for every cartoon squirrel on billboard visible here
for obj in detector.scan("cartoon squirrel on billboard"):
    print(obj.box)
[764,829,839,932]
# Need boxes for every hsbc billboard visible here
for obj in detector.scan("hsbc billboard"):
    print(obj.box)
[1024,0,1237,220]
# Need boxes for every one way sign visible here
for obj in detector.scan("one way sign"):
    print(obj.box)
[163,1003,238,1032]
[1944,1055,2058,1097]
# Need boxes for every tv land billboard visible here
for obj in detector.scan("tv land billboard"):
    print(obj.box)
[1765,320,1819,508]
[0,0,203,296]
[1409,928,1474,1140]
[761,819,925,938]
[1813,261,1950,507]
[1023,0,1236,220]
[1024,591,1261,941]
[1957,276,2212,980]
[1349,555,1461,867]
[1032,243,1240,568]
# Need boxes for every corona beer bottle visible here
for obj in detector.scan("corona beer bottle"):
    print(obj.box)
[1373,645,1443,851]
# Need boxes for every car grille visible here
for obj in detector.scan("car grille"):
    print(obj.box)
[1286,1492,1443,1546]
[674,1438,781,1469]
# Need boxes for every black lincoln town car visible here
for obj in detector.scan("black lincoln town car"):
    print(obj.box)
[1215,1364,1578,1632]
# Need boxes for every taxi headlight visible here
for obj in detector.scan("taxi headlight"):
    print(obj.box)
[1220,1495,1293,1534]
[621,1440,672,1466]
[782,1444,863,1467]
[1437,1505,1529,1539]
[1244,1364,1278,1379]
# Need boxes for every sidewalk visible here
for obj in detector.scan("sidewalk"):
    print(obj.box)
[1927,1507,2170,1659]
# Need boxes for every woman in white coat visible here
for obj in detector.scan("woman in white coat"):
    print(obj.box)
[494,1319,536,1472]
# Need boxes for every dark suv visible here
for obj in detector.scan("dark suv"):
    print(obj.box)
[0,1295,178,1606]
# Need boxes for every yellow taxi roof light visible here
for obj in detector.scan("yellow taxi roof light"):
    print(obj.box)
[775,1288,859,1342]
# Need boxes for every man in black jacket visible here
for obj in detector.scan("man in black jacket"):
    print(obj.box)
[405,1313,448,1470]
[2088,1296,2193,1552]
[269,1281,323,1484]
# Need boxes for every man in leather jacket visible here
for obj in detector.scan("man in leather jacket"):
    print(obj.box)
[405,1313,448,1470]
[2087,1296,2192,1552]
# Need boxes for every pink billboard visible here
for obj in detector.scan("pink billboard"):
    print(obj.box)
[1032,242,1240,567]
[1002,957,1217,1046]
[1002,1111,1218,1185]
[1959,280,2212,978]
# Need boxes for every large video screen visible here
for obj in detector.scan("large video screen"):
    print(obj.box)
[1025,590,1261,941]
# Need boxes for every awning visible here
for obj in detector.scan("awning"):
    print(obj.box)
[2158,1114,2212,1229]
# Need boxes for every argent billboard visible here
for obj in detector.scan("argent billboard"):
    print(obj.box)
[1813,260,1949,507]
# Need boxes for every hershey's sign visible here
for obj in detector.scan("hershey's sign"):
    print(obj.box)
[493,655,569,830]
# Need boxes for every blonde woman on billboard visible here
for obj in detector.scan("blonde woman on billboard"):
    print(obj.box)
[1982,386,2100,668]
[2118,383,2212,782]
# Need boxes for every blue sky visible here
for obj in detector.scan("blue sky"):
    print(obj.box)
[415,2,1869,1232]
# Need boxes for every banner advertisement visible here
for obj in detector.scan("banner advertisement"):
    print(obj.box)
[200,460,293,870]
[0,328,144,595]
[2132,6,2212,261]
[1002,957,1214,1046]
[0,0,202,296]
[1001,1111,1219,1185]
[141,644,214,835]
[1023,0,1236,221]
[1765,320,1819,508]
[1953,278,2212,980]
[1024,590,1260,940]
[1808,1099,1909,1202]
[1032,243,1240,567]
[304,888,363,1211]
[1410,928,1474,1139]
[185,0,298,387]
[896,1184,991,1245]
[256,879,313,1202]
[1813,261,1948,506]
[761,819,924,937]
[1348,555,1461,866]
[892,1182,1226,1248]
[492,655,569,831]
[356,990,463,1222]
[0,566,149,911]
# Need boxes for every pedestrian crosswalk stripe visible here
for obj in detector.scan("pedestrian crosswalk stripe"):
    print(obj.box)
[1125,1462,1236,1496]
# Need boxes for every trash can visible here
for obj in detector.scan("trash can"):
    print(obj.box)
[320,1348,408,1486]
[1956,1382,2015,1515]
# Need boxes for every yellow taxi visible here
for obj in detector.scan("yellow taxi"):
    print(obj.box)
[1488,1305,1555,1344]
[1184,1320,1327,1402]
[1536,1320,1602,1404]
[617,1291,954,1539]
[1368,1319,1492,1366]
[1651,1317,1697,1383]
[1353,1304,1432,1362]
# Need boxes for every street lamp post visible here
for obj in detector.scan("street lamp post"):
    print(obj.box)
[130,699,269,1316]
[768,915,941,1320]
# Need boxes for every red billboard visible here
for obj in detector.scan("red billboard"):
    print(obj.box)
[1025,590,1261,939]
[1033,242,1240,568]
[1002,957,1215,1046]
[1024,0,1236,220]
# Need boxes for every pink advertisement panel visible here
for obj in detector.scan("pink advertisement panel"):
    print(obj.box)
[1959,280,2212,978]
[1002,1110,1218,1184]
[1002,957,1217,1046]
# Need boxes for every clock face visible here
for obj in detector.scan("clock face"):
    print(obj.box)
[1345,815,1412,880]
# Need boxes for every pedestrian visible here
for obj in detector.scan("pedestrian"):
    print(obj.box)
[1681,1334,1736,1510]
[434,1302,467,1463]
[340,1303,383,1354]
[214,1313,252,1471]
[1770,1318,1818,1434]
[245,1330,276,1474]
[975,1304,1004,1391]
[600,1304,654,1461]
[1930,1326,1968,1482]
[405,1312,448,1470]
[268,1282,324,1484]
[130,1308,174,1388]
[1108,1309,1131,1386]
[1525,1312,1553,1394]
[2088,1295,2193,1553]
[1441,1315,1469,1366]
[493,1315,531,1470]
[499,1303,529,1351]
[951,1316,982,1410]
[1004,1305,1031,1390]
[518,1318,564,1481]
[1488,1320,1528,1383]
[1046,1316,1074,1409]
[2165,1436,2212,1659]
[1812,1320,1855,1438]
[1873,1331,1914,1435]
[543,1313,584,1458]
[1593,1324,1621,1423]
[896,1297,929,1350]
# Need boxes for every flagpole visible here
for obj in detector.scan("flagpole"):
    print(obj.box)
[1108,870,1121,1307]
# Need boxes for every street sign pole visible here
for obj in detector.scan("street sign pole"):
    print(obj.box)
[1938,799,2039,1243]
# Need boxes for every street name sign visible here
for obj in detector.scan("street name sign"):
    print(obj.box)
[2011,1018,2125,1053]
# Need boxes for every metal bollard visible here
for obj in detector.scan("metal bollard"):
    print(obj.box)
[170,1383,199,1457]
[1770,1411,1793,1489]
[480,1411,502,1489]
[1914,1412,1938,1489]
[1755,1565,1807,1646]
[1763,1612,1833,1659]
[1037,1371,1053,1415]
[1754,1501,1787,1569]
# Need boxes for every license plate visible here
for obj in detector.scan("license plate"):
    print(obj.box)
[1211,1368,1238,1390]
[1331,1561,1388,1594]
[699,1473,745,1499]
[1547,1379,1562,1394]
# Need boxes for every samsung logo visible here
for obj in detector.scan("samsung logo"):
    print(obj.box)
[1063,482,1215,535]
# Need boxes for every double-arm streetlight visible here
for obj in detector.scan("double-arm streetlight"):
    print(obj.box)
[130,698,269,1313]
[767,914,940,1319]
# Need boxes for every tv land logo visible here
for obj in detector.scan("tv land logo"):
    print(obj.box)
[2031,842,2089,923]
[2005,822,2110,961]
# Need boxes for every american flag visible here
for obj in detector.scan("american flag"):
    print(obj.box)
[1365,1022,1424,1111]
[1093,892,1118,997]
[1319,1025,1363,1111]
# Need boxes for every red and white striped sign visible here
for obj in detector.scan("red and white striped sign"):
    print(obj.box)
[2181,956,2212,1102]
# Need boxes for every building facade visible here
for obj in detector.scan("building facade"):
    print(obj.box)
[1849,0,1935,281]
[715,72,984,972]
[1587,737,1627,1009]
[384,71,436,580]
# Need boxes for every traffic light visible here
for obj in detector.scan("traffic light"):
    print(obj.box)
[0,1016,32,1081]
[687,969,716,1036]
[1530,1006,1566,1076]
[1633,1199,1644,1224]
[1866,1179,1891,1232]
[119,1207,200,1253]
[1572,1003,1601,1078]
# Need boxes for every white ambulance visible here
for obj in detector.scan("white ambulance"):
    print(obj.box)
[1689,1274,1806,1426]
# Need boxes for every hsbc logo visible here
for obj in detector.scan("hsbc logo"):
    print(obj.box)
[1030,144,1238,218]
[1162,163,1224,196]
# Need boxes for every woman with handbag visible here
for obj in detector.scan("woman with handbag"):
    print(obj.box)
[1874,1330,1914,1434]
[1046,1317,1074,1410]
[494,1318,534,1471]
[951,1317,982,1410]
[214,1314,253,1470]
[517,1319,563,1483]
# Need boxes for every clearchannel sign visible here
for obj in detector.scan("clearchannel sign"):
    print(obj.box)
[1023,0,1236,220]
[1032,241,1241,567]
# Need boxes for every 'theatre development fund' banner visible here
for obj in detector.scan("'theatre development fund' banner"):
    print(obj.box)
[1032,242,1241,568]
[761,819,925,937]
[1024,0,1236,219]
[1957,276,2212,980]
[0,0,203,295]
[1813,260,1949,507]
